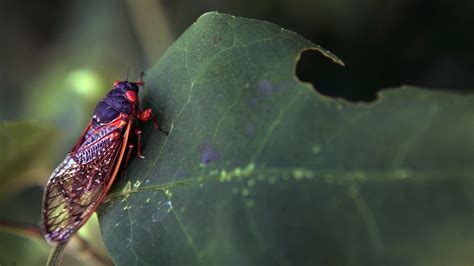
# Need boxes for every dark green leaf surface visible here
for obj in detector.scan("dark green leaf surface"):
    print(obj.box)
[98,12,474,266]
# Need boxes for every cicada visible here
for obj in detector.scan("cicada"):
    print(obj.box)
[42,73,167,244]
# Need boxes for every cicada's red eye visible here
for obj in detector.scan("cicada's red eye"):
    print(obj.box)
[125,90,137,103]
[113,80,120,86]
[135,81,145,86]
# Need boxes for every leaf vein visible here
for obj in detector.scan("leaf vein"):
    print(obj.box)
[250,90,303,162]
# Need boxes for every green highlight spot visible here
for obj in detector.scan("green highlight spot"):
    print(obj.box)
[245,199,255,207]
[66,68,103,100]
[234,167,242,176]
[247,179,256,187]
[120,181,132,202]
[122,181,132,193]
[293,168,314,180]
[293,169,305,180]
[312,145,321,154]
[242,163,256,176]
[395,169,410,179]
[218,163,257,183]
[133,180,142,189]
[219,170,230,182]
[164,189,173,197]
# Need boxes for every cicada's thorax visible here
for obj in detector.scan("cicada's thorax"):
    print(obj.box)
[78,83,139,153]
[93,88,138,125]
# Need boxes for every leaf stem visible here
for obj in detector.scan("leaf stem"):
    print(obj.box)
[47,241,68,266]
[0,219,43,239]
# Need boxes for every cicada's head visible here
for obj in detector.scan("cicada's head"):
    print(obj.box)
[112,79,144,104]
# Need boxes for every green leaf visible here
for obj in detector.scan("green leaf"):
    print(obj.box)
[0,122,57,198]
[98,12,474,265]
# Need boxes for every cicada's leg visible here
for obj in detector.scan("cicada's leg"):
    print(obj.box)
[138,108,169,135]
[124,143,135,168]
[134,128,145,159]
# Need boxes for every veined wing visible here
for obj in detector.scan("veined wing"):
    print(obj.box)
[42,121,131,243]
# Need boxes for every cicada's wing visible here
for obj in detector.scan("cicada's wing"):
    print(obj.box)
[70,121,92,152]
[42,121,131,244]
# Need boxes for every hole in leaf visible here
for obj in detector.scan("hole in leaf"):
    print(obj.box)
[296,49,378,102]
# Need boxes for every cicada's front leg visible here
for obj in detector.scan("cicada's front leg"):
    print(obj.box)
[131,107,169,160]
[138,108,169,135]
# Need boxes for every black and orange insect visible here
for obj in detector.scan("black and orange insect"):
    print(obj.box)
[42,73,167,244]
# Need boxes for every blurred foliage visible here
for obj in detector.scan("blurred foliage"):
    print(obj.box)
[0,122,57,198]
[0,187,50,266]
[0,0,472,265]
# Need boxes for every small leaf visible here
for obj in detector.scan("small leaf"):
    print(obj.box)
[98,12,474,265]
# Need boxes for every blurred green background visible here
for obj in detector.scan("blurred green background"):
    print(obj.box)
[0,0,472,265]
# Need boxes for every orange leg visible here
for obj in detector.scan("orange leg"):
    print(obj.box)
[124,143,135,168]
[138,108,169,135]
[134,128,145,159]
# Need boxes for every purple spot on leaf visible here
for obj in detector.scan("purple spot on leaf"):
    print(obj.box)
[257,80,273,97]
[245,123,256,137]
[198,142,220,164]
[248,97,258,107]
